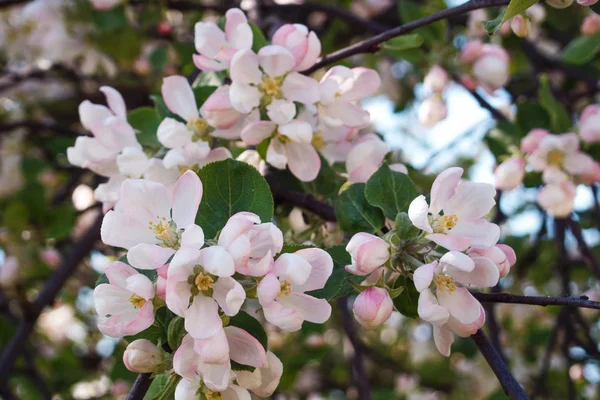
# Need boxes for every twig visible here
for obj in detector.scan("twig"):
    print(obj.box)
[304,0,511,74]
[127,373,153,400]
[566,218,600,280]
[471,330,530,400]
[338,297,371,400]
[472,292,600,310]
[484,285,507,363]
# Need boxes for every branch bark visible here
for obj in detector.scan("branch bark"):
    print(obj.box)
[127,373,153,400]
[472,292,600,310]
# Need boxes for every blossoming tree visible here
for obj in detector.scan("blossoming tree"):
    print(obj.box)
[2,0,600,399]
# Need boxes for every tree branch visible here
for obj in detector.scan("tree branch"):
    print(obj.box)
[566,218,600,280]
[127,373,153,400]
[304,0,510,74]
[472,292,600,310]
[0,121,82,137]
[471,330,530,400]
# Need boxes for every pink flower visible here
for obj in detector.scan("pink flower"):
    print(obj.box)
[40,248,61,267]
[165,247,238,340]
[345,134,399,184]
[353,287,394,328]
[472,44,510,93]
[318,66,381,128]
[257,248,333,331]
[236,351,283,397]
[123,339,164,373]
[460,40,483,63]
[229,45,320,114]
[511,16,530,37]
[93,261,155,337]
[101,171,205,270]
[217,212,283,276]
[494,157,525,191]
[578,161,600,185]
[68,87,140,177]
[272,24,321,72]
[582,15,600,36]
[408,167,500,251]
[578,0,599,5]
[469,245,516,278]
[414,259,492,356]
[345,233,390,276]
[418,96,448,128]
[529,133,595,183]
[90,0,123,10]
[241,100,321,182]
[579,104,600,143]
[521,128,549,154]
[193,8,253,71]
[423,66,449,94]
[156,264,169,300]
[537,181,577,217]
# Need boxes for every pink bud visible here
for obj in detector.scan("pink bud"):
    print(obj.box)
[460,40,484,63]
[272,24,321,71]
[0,256,19,287]
[537,181,577,218]
[582,15,600,36]
[498,21,512,36]
[418,96,448,128]
[546,0,574,8]
[345,233,390,276]
[90,0,123,10]
[511,16,530,38]
[461,75,478,90]
[123,339,164,373]
[578,0,599,5]
[473,45,510,93]
[40,248,61,268]
[156,264,169,300]
[353,287,394,329]
[200,86,242,130]
[521,128,549,154]
[496,244,517,270]
[495,157,525,191]
[526,4,546,24]
[580,104,600,143]
[423,65,449,94]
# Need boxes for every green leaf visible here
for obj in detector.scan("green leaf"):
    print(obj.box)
[394,212,420,240]
[149,45,169,73]
[2,201,29,233]
[483,0,537,34]
[144,374,180,400]
[592,3,600,14]
[229,311,268,350]
[92,5,127,32]
[93,28,143,65]
[128,107,162,148]
[538,74,572,133]
[383,33,424,51]
[365,163,420,220]
[392,276,419,318]
[560,34,600,65]
[167,317,186,351]
[335,183,385,234]
[397,1,446,45]
[195,159,274,239]
[250,22,267,52]
[482,11,507,35]
[150,95,178,121]
[307,245,363,300]
[124,324,164,344]
[45,204,75,239]
[516,102,550,133]
[192,86,218,107]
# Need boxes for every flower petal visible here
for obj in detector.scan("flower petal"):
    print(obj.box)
[285,141,321,182]
[224,326,267,368]
[184,296,223,340]
[127,244,175,270]
[171,170,203,228]
[408,195,433,233]
[162,76,199,121]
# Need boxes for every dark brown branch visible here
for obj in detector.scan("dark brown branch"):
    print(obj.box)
[472,292,600,310]
[127,373,153,400]
[471,330,530,400]
[304,0,511,74]
[566,218,600,280]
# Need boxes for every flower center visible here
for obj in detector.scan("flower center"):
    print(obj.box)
[128,293,147,308]
[547,149,564,167]
[189,266,216,297]
[279,280,292,296]
[187,117,212,142]
[433,274,456,293]
[276,132,291,144]
[148,216,180,249]
[197,381,223,399]
[194,272,214,292]
[432,214,458,233]
[261,76,282,98]
[311,132,325,150]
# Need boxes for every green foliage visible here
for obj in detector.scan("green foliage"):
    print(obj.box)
[538,75,572,133]
[144,374,180,400]
[307,245,363,300]
[128,107,162,148]
[92,5,127,32]
[392,276,419,318]
[394,212,420,240]
[365,163,419,220]
[149,45,169,74]
[516,102,550,133]
[560,34,600,65]
[192,86,218,108]
[381,33,424,59]
[250,22,268,52]
[229,311,269,350]
[195,159,274,239]
[483,0,537,34]
[45,204,76,240]
[300,156,344,197]
[335,183,385,234]
[397,0,447,47]
[167,317,186,351]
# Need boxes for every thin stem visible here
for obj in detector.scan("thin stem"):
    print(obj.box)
[126,373,153,400]
[472,292,600,310]
[304,0,510,74]
[471,330,530,400]
[566,218,600,279]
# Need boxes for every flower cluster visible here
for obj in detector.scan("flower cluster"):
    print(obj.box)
[93,171,334,397]
[494,107,600,217]
[344,167,515,356]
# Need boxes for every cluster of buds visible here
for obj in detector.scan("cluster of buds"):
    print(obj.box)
[418,66,449,128]
[495,105,600,217]
[93,171,333,397]
[460,40,510,94]
[344,168,515,356]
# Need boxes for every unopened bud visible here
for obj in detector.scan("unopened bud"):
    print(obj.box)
[511,15,530,38]
[123,339,164,373]
[353,287,394,329]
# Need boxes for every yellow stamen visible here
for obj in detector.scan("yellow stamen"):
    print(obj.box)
[195,273,214,292]
[261,76,282,98]
[148,216,179,248]
[187,117,211,141]
[128,293,147,308]
[311,133,325,150]
[433,214,458,233]
[204,389,223,400]
[280,280,292,296]
[433,275,457,293]
[547,149,564,167]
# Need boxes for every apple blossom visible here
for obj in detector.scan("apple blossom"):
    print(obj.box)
[101,171,204,269]
[353,287,394,328]
[418,96,448,128]
[582,14,600,36]
[579,104,600,143]
[521,128,549,154]
[229,45,320,114]
[93,261,155,337]
[236,351,283,397]
[472,44,510,93]
[193,8,253,71]
[318,66,381,128]
[345,232,390,276]
[123,339,164,373]
[217,212,283,276]
[423,65,449,94]
[529,133,595,183]
[272,24,321,72]
[537,181,577,217]
[345,134,407,183]
[257,248,333,331]
[494,156,525,191]
[469,244,517,278]
[578,161,600,185]
[408,167,500,251]
[460,40,484,63]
